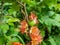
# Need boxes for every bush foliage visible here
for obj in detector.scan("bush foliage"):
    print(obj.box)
[0,0,60,45]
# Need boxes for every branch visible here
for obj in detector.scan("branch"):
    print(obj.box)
[16,0,28,21]
[24,3,28,21]
[16,0,24,6]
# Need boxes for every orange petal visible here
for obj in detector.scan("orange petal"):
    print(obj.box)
[30,26,40,35]
[29,12,37,20]
[12,42,22,45]
[36,35,43,43]
[21,20,28,28]
[20,20,28,33]
[20,28,26,34]
[30,34,38,41]
[30,34,43,45]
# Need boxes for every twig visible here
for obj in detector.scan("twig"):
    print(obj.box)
[16,0,24,6]
[21,9,25,16]
[16,0,28,21]
[24,3,28,21]
[16,0,25,19]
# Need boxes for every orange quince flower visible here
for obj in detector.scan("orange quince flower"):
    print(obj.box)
[30,26,40,35]
[30,26,43,45]
[20,20,28,34]
[12,42,22,45]
[29,12,38,24]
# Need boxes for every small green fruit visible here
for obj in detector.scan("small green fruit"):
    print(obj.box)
[28,21,35,26]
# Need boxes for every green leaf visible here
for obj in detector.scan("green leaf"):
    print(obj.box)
[8,23,14,26]
[4,0,15,3]
[24,0,36,6]
[55,4,60,10]
[8,9,14,14]
[54,36,60,45]
[3,3,12,6]
[8,9,17,17]
[7,18,19,23]
[44,0,57,9]
[0,24,9,33]
[54,14,60,22]
[0,37,5,45]
[10,35,25,45]
[24,34,30,41]
[40,30,45,37]
[47,11,55,17]
[41,41,47,45]
[10,2,20,11]
[48,37,56,45]
[0,30,4,45]
[11,37,20,42]
[39,16,60,32]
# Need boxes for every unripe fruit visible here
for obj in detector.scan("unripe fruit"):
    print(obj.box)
[28,21,35,26]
